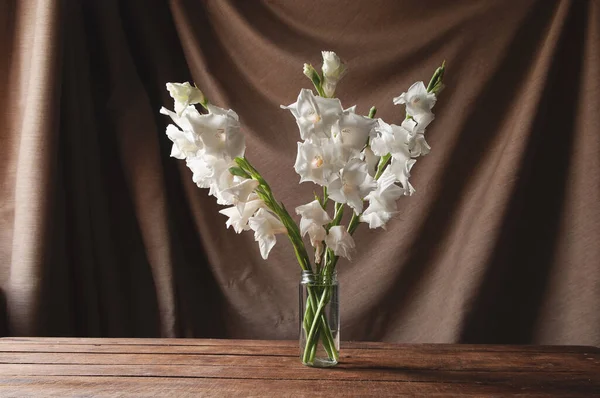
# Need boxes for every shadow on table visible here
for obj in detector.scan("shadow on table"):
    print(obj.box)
[329,364,598,395]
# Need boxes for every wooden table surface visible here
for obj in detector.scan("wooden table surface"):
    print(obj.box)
[0,338,598,397]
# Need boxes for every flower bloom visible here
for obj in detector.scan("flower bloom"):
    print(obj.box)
[393,81,436,119]
[331,108,377,153]
[248,209,287,259]
[370,119,416,195]
[166,82,206,115]
[296,200,332,262]
[219,198,264,233]
[327,158,377,214]
[165,124,202,159]
[361,168,405,229]
[325,226,355,260]
[402,118,431,158]
[220,179,260,214]
[294,141,342,186]
[281,89,343,141]
[186,105,245,160]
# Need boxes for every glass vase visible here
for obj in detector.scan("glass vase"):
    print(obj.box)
[299,270,340,367]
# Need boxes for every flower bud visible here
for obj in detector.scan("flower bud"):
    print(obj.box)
[321,51,347,97]
[303,63,323,96]
[166,82,208,114]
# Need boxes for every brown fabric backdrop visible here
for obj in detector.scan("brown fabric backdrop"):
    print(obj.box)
[0,0,598,345]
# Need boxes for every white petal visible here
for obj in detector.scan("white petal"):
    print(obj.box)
[166,82,205,115]
[221,179,260,215]
[360,205,393,229]
[332,111,377,152]
[389,158,416,196]
[325,226,355,260]
[219,199,263,233]
[326,159,376,214]
[306,223,327,244]
[393,81,437,117]
[282,89,343,141]
[166,124,202,159]
[363,146,380,177]
[295,200,331,228]
[186,157,212,188]
[248,209,287,259]
[193,114,244,159]
[258,234,277,260]
[294,141,341,186]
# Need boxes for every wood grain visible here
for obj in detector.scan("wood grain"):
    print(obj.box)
[0,338,598,397]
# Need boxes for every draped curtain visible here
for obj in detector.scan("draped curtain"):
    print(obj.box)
[0,0,598,345]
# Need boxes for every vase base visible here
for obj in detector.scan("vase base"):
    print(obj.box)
[302,358,338,368]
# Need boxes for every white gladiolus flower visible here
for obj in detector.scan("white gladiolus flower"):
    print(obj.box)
[186,105,245,160]
[362,146,380,177]
[389,157,416,196]
[370,119,412,160]
[161,103,245,161]
[160,105,199,134]
[402,118,431,157]
[327,158,377,214]
[331,108,377,152]
[248,208,287,260]
[325,226,355,260]
[360,168,404,229]
[393,81,436,121]
[165,124,202,159]
[296,200,332,234]
[186,155,245,205]
[296,200,332,263]
[185,156,213,189]
[294,140,342,186]
[219,198,264,233]
[220,179,260,215]
[186,155,233,190]
[321,51,347,97]
[281,89,343,141]
[305,223,327,262]
[166,82,206,115]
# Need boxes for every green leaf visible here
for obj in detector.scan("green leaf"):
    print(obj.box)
[228,166,251,178]
[303,63,325,97]
[427,61,446,93]
[368,106,377,119]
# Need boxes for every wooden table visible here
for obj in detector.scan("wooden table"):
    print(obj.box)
[0,338,598,396]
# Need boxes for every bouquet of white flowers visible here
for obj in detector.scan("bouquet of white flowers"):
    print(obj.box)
[161,51,445,366]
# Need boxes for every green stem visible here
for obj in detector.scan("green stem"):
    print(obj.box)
[302,286,331,363]
[302,287,337,362]
[322,186,329,209]
[368,106,377,119]
[236,157,312,271]
[235,156,338,362]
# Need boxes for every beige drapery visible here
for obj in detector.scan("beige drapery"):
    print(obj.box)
[0,0,598,345]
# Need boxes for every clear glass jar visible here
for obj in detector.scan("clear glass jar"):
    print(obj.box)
[299,270,339,367]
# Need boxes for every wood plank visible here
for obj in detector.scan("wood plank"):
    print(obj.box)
[0,350,593,370]
[2,337,597,354]
[1,351,598,373]
[0,337,295,348]
[0,362,598,390]
[0,375,594,397]
[0,343,299,356]
[0,345,597,373]
[0,339,597,396]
